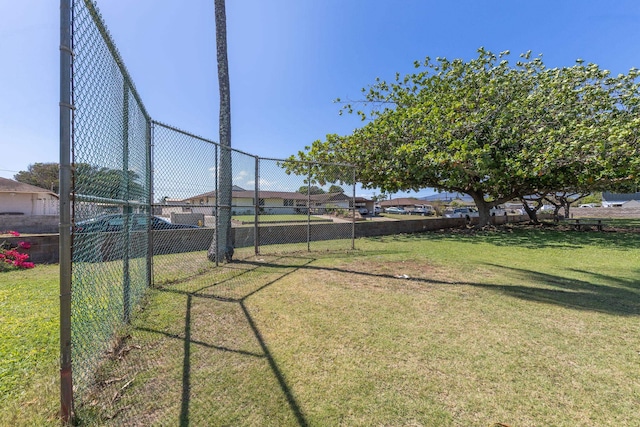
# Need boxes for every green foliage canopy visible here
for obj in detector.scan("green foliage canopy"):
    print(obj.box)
[14,162,59,193]
[328,184,345,193]
[288,48,640,224]
[297,185,326,195]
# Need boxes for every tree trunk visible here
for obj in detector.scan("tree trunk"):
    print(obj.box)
[521,200,539,224]
[468,191,492,227]
[208,0,233,263]
[553,205,562,222]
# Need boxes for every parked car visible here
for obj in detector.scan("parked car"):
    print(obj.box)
[373,206,381,215]
[444,207,479,219]
[384,207,407,215]
[410,205,435,216]
[74,214,200,232]
[358,207,369,215]
[490,206,507,216]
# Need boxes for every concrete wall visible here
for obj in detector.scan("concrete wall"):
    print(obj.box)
[170,213,205,226]
[5,213,541,264]
[3,234,59,264]
[569,207,640,219]
[0,214,59,234]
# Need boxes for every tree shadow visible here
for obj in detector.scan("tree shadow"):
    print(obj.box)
[415,225,640,250]
[232,257,639,317]
[478,263,640,316]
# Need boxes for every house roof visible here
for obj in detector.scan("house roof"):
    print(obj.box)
[0,177,58,197]
[421,192,474,202]
[185,190,356,202]
[234,190,309,200]
[602,191,640,202]
[379,198,422,207]
[355,196,372,203]
[310,192,351,202]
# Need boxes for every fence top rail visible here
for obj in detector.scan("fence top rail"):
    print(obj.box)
[74,193,148,207]
[81,0,151,121]
[152,120,218,145]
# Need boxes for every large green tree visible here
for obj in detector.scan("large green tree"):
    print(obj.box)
[328,184,345,193]
[14,162,59,193]
[288,48,640,226]
[297,185,325,195]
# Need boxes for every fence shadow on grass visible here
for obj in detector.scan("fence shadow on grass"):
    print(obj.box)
[104,250,636,425]
[139,255,313,427]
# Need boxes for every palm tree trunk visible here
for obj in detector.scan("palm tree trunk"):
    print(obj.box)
[208,0,233,262]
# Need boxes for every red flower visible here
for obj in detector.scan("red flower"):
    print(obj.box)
[14,261,35,269]
[0,230,36,270]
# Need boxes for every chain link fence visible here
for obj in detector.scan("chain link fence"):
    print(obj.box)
[65,0,152,414]
[61,0,357,423]
[151,123,356,285]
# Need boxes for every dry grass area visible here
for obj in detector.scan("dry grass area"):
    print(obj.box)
[72,228,640,426]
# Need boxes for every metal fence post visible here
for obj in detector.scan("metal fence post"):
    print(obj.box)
[147,120,154,287]
[254,156,259,255]
[122,84,131,324]
[307,167,311,251]
[214,145,219,266]
[352,167,356,250]
[59,0,74,422]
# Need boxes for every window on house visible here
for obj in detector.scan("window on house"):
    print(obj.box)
[283,199,293,206]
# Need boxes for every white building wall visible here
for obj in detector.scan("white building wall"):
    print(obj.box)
[0,193,59,215]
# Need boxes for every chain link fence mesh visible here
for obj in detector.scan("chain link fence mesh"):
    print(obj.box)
[70,0,151,406]
[150,122,220,284]
[65,0,356,423]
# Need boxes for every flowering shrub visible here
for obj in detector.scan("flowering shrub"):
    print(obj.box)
[0,231,35,271]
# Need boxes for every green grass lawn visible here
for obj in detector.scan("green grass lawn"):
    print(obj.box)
[0,264,59,426]
[4,226,640,426]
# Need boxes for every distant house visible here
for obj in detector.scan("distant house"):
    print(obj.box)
[180,187,364,215]
[0,177,59,216]
[601,192,640,208]
[380,198,424,209]
[421,192,474,204]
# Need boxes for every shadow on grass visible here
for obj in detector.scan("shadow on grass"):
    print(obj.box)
[480,263,640,316]
[142,255,313,427]
[376,225,640,250]
[123,242,637,424]
[236,257,639,317]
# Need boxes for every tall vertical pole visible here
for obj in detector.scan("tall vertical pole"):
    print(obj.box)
[214,146,219,266]
[352,167,356,250]
[254,156,259,256]
[307,167,311,252]
[122,85,131,324]
[147,121,154,287]
[59,0,74,422]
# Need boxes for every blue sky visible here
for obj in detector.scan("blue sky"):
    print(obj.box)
[1,0,639,198]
